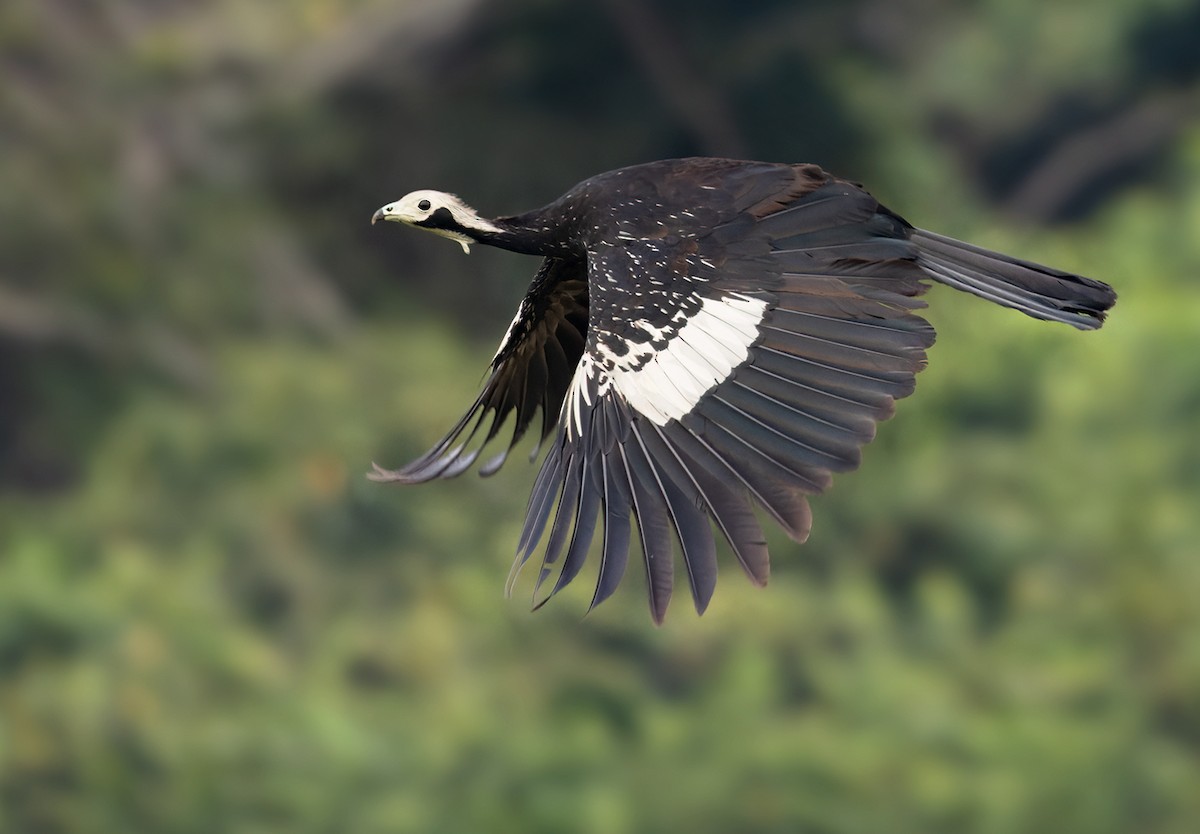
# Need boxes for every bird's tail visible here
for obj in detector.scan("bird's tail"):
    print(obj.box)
[912,228,1117,330]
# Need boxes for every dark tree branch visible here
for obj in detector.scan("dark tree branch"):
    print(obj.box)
[1002,87,1200,221]
[600,0,747,158]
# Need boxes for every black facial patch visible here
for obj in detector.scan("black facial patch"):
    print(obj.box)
[416,206,457,230]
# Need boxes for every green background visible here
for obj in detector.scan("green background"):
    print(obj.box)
[3,1,1199,831]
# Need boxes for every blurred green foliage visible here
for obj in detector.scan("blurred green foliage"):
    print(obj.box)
[2,1,1199,832]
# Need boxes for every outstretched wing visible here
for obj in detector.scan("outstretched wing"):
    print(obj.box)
[515,169,936,622]
[370,256,588,483]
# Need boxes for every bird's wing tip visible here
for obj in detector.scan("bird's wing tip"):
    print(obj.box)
[366,461,402,482]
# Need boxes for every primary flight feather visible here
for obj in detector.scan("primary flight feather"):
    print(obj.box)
[370,158,1116,623]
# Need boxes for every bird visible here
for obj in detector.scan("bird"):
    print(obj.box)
[369,157,1116,624]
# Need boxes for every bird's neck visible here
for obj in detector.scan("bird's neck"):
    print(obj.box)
[470,211,578,258]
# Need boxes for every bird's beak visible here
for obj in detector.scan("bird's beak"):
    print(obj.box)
[370,207,386,225]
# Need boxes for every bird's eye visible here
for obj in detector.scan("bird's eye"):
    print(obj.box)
[417,199,432,211]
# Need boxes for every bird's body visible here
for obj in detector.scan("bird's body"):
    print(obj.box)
[371,158,1116,623]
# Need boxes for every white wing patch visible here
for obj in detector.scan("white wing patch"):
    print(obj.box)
[561,294,768,438]
[563,353,601,440]
[492,300,528,362]
[613,294,767,425]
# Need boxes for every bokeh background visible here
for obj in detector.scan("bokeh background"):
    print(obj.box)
[3,1,1200,832]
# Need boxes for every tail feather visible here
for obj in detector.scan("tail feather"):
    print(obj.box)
[912,228,1117,331]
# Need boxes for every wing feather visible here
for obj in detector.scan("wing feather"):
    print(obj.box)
[629,422,719,614]
[619,441,675,624]
[533,449,584,601]
[639,421,770,587]
[371,258,587,486]
[589,450,633,611]
[663,417,816,540]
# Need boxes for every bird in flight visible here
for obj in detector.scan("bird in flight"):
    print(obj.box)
[370,158,1116,623]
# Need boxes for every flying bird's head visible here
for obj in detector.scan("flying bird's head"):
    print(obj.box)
[371,190,503,254]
